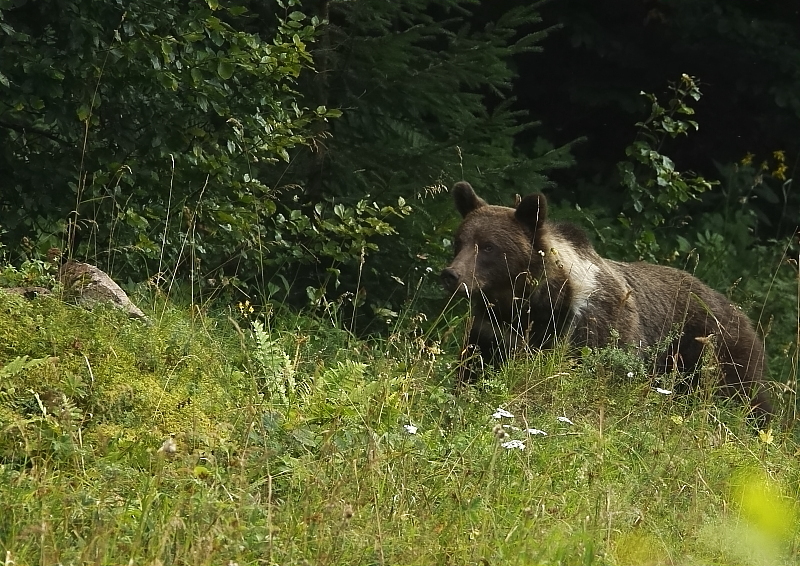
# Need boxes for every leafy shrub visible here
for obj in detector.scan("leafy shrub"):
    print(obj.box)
[0,258,57,289]
[0,0,339,280]
[601,75,718,262]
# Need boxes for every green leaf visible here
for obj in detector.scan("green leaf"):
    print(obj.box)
[0,355,50,379]
[156,72,178,90]
[217,61,234,80]
[290,426,319,448]
[76,104,91,121]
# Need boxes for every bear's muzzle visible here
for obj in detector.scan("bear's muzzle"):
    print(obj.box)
[440,267,461,294]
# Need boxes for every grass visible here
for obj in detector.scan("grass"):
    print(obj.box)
[0,283,798,566]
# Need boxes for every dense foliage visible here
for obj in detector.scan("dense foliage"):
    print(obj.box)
[1,0,575,319]
[0,0,335,273]
[0,0,413,303]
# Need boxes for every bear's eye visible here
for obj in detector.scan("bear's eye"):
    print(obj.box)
[481,243,494,253]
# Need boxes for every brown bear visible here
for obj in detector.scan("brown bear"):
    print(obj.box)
[441,181,773,421]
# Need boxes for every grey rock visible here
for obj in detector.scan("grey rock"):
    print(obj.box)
[59,260,148,321]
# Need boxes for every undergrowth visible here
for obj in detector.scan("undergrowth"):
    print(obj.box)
[0,285,798,566]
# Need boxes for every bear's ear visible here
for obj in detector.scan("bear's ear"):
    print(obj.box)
[515,194,547,231]
[453,181,487,217]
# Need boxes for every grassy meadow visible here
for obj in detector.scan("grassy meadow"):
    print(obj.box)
[0,277,798,566]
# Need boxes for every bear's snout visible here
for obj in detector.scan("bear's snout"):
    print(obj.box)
[440,267,461,293]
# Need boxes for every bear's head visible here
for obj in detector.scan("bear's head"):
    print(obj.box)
[441,181,548,316]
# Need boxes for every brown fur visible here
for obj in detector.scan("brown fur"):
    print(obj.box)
[441,181,773,421]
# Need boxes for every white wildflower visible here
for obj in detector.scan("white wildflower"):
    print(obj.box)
[403,424,418,434]
[557,416,574,425]
[501,439,526,451]
[655,387,672,395]
[492,407,514,419]
[502,424,520,431]
[527,428,548,436]
[626,371,634,378]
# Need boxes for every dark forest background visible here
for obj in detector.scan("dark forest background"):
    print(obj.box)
[1,0,798,377]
